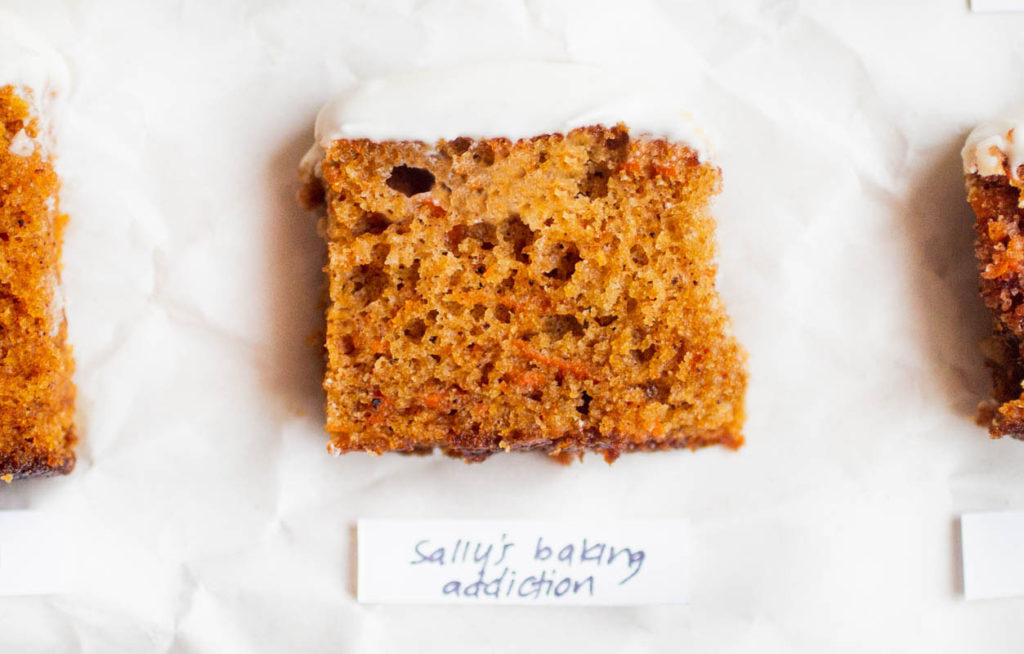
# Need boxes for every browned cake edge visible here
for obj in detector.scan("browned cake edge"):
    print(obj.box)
[336,427,742,463]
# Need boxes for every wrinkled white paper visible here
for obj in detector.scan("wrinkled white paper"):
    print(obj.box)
[3,0,1024,651]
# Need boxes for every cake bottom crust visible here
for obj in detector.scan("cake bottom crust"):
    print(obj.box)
[329,429,742,464]
[0,428,76,481]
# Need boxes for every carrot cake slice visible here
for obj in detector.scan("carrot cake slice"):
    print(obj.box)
[963,109,1024,439]
[0,16,75,479]
[301,64,747,462]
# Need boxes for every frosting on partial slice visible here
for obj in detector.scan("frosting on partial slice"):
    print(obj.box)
[302,63,712,179]
[963,108,1024,180]
[0,12,68,157]
[0,12,67,94]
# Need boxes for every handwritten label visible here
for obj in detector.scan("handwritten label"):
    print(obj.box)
[357,519,690,605]
[961,510,1024,600]
[970,0,1024,11]
[0,511,75,595]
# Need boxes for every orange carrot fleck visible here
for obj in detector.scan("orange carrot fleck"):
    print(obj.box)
[512,371,547,389]
[422,391,448,409]
[513,341,596,380]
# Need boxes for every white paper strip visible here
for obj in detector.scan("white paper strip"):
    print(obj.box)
[961,510,1024,600]
[970,0,1024,11]
[357,519,690,606]
[0,511,75,595]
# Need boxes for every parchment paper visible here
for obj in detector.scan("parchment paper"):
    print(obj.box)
[4,0,1024,651]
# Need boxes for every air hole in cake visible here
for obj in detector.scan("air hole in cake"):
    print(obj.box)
[579,162,612,199]
[538,151,548,164]
[502,215,535,264]
[480,361,494,385]
[404,319,426,342]
[499,272,516,293]
[472,143,495,166]
[542,314,584,340]
[466,222,497,250]
[351,265,389,305]
[544,244,581,283]
[595,315,617,327]
[470,304,486,320]
[426,309,439,323]
[494,304,512,324]
[644,379,671,403]
[340,334,356,355]
[446,224,467,253]
[605,130,630,156]
[387,165,435,196]
[371,242,390,264]
[448,137,472,156]
[352,211,390,236]
[526,389,543,402]
[401,260,421,290]
[630,244,649,266]
[577,391,593,415]
[0,233,8,243]
[631,344,656,363]
[626,297,639,314]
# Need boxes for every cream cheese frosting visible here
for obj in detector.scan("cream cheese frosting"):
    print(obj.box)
[302,63,712,178]
[963,108,1024,181]
[0,12,67,95]
[0,12,68,156]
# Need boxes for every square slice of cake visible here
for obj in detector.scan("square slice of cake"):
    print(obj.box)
[302,67,747,462]
[0,21,75,479]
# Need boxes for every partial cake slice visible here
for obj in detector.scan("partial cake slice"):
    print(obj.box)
[0,18,75,479]
[964,110,1024,439]
[301,66,747,462]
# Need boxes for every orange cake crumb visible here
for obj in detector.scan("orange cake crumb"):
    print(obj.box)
[305,124,747,462]
[0,86,75,478]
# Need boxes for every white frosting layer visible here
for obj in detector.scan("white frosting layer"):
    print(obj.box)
[7,128,34,156]
[0,12,67,94]
[303,63,711,177]
[0,12,67,156]
[963,108,1024,180]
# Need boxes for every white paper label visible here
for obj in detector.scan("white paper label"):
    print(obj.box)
[357,519,690,606]
[0,511,75,596]
[960,510,1024,600]
[970,0,1024,11]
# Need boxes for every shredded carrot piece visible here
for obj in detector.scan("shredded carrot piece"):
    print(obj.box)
[513,341,596,380]
[511,371,546,389]
[422,391,449,409]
